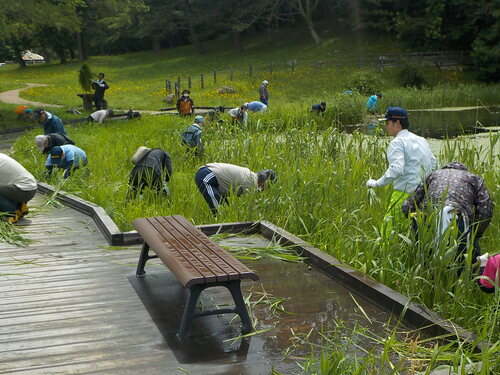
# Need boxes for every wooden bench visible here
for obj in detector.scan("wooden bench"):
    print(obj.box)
[132,215,259,339]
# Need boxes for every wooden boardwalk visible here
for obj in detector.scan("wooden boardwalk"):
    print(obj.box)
[0,195,401,374]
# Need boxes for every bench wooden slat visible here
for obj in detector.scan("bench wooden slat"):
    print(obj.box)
[170,215,259,282]
[146,217,219,285]
[154,216,230,283]
[133,218,214,286]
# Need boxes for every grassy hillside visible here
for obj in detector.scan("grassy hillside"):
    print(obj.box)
[3,26,500,372]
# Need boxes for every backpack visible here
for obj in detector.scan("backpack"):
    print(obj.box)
[181,127,201,148]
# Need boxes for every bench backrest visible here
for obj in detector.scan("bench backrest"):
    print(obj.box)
[132,215,259,288]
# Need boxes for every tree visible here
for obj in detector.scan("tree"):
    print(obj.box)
[294,0,322,45]
[0,0,84,67]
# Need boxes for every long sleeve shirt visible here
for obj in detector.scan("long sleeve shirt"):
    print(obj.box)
[45,145,87,178]
[92,79,109,99]
[203,163,257,196]
[366,95,378,111]
[228,107,248,126]
[402,162,494,238]
[42,112,66,135]
[259,85,269,99]
[375,129,437,193]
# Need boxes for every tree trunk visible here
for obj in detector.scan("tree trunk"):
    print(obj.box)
[76,32,85,62]
[13,47,26,68]
[69,47,75,60]
[152,36,162,54]
[305,17,322,45]
[231,30,244,53]
[184,0,206,55]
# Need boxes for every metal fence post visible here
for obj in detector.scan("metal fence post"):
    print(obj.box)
[200,74,204,89]
[230,69,233,81]
[166,79,171,93]
[249,64,252,77]
[214,70,217,85]
[188,76,191,89]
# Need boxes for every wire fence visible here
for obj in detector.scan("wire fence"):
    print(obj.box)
[165,51,470,96]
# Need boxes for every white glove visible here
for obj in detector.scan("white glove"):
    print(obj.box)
[477,253,489,268]
[366,179,378,188]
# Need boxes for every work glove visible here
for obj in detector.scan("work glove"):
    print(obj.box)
[477,253,489,268]
[366,179,379,188]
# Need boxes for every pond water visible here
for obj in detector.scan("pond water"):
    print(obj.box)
[363,105,500,139]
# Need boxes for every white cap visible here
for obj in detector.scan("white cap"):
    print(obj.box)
[34,135,48,152]
[262,80,268,85]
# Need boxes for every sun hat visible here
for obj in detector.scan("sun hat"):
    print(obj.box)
[194,115,205,123]
[131,146,151,165]
[34,135,48,152]
[262,80,269,85]
[379,107,408,122]
[50,146,64,164]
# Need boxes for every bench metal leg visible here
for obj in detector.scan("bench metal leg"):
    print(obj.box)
[177,281,253,339]
[136,242,158,278]
[178,284,203,339]
[227,280,253,334]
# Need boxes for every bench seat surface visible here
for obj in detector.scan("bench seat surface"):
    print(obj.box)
[132,215,258,288]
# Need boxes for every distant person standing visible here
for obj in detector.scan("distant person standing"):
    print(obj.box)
[247,101,267,112]
[33,108,66,135]
[46,145,87,179]
[181,115,205,156]
[366,93,382,114]
[0,153,37,223]
[259,80,269,105]
[128,146,172,198]
[176,89,195,115]
[310,102,327,114]
[92,73,109,110]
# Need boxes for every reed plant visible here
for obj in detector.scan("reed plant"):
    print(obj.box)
[11,107,500,369]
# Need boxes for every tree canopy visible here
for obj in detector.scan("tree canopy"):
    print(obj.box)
[0,0,497,81]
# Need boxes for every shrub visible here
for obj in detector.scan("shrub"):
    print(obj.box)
[78,64,93,93]
[348,74,382,96]
[399,64,426,88]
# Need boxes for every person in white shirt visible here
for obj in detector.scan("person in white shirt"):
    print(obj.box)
[366,107,437,231]
[228,104,249,128]
[195,163,276,215]
[88,109,113,123]
[0,153,37,223]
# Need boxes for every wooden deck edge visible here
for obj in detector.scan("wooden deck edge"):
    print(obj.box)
[36,182,259,246]
[258,220,485,350]
[34,182,484,350]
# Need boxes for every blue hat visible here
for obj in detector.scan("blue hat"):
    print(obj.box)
[50,146,64,164]
[194,115,204,123]
[379,107,408,121]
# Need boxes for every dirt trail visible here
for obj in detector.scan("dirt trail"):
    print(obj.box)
[0,83,62,108]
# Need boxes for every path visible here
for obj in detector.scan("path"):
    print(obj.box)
[0,83,62,108]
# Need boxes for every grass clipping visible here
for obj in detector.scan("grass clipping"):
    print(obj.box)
[214,234,306,263]
[0,219,32,246]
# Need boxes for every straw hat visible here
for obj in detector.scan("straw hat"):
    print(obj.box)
[131,146,151,165]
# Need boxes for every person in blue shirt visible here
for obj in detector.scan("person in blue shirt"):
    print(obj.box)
[247,101,268,112]
[366,93,382,114]
[310,102,327,114]
[46,145,87,179]
[33,108,66,135]
[181,115,205,156]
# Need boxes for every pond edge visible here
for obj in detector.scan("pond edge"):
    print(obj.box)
[36,181,486,350]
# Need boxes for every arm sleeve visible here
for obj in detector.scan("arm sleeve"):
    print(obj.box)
[473,179,494,238]
[190,99,194,113]
[375,141,405,187]
[162,152,173,181]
